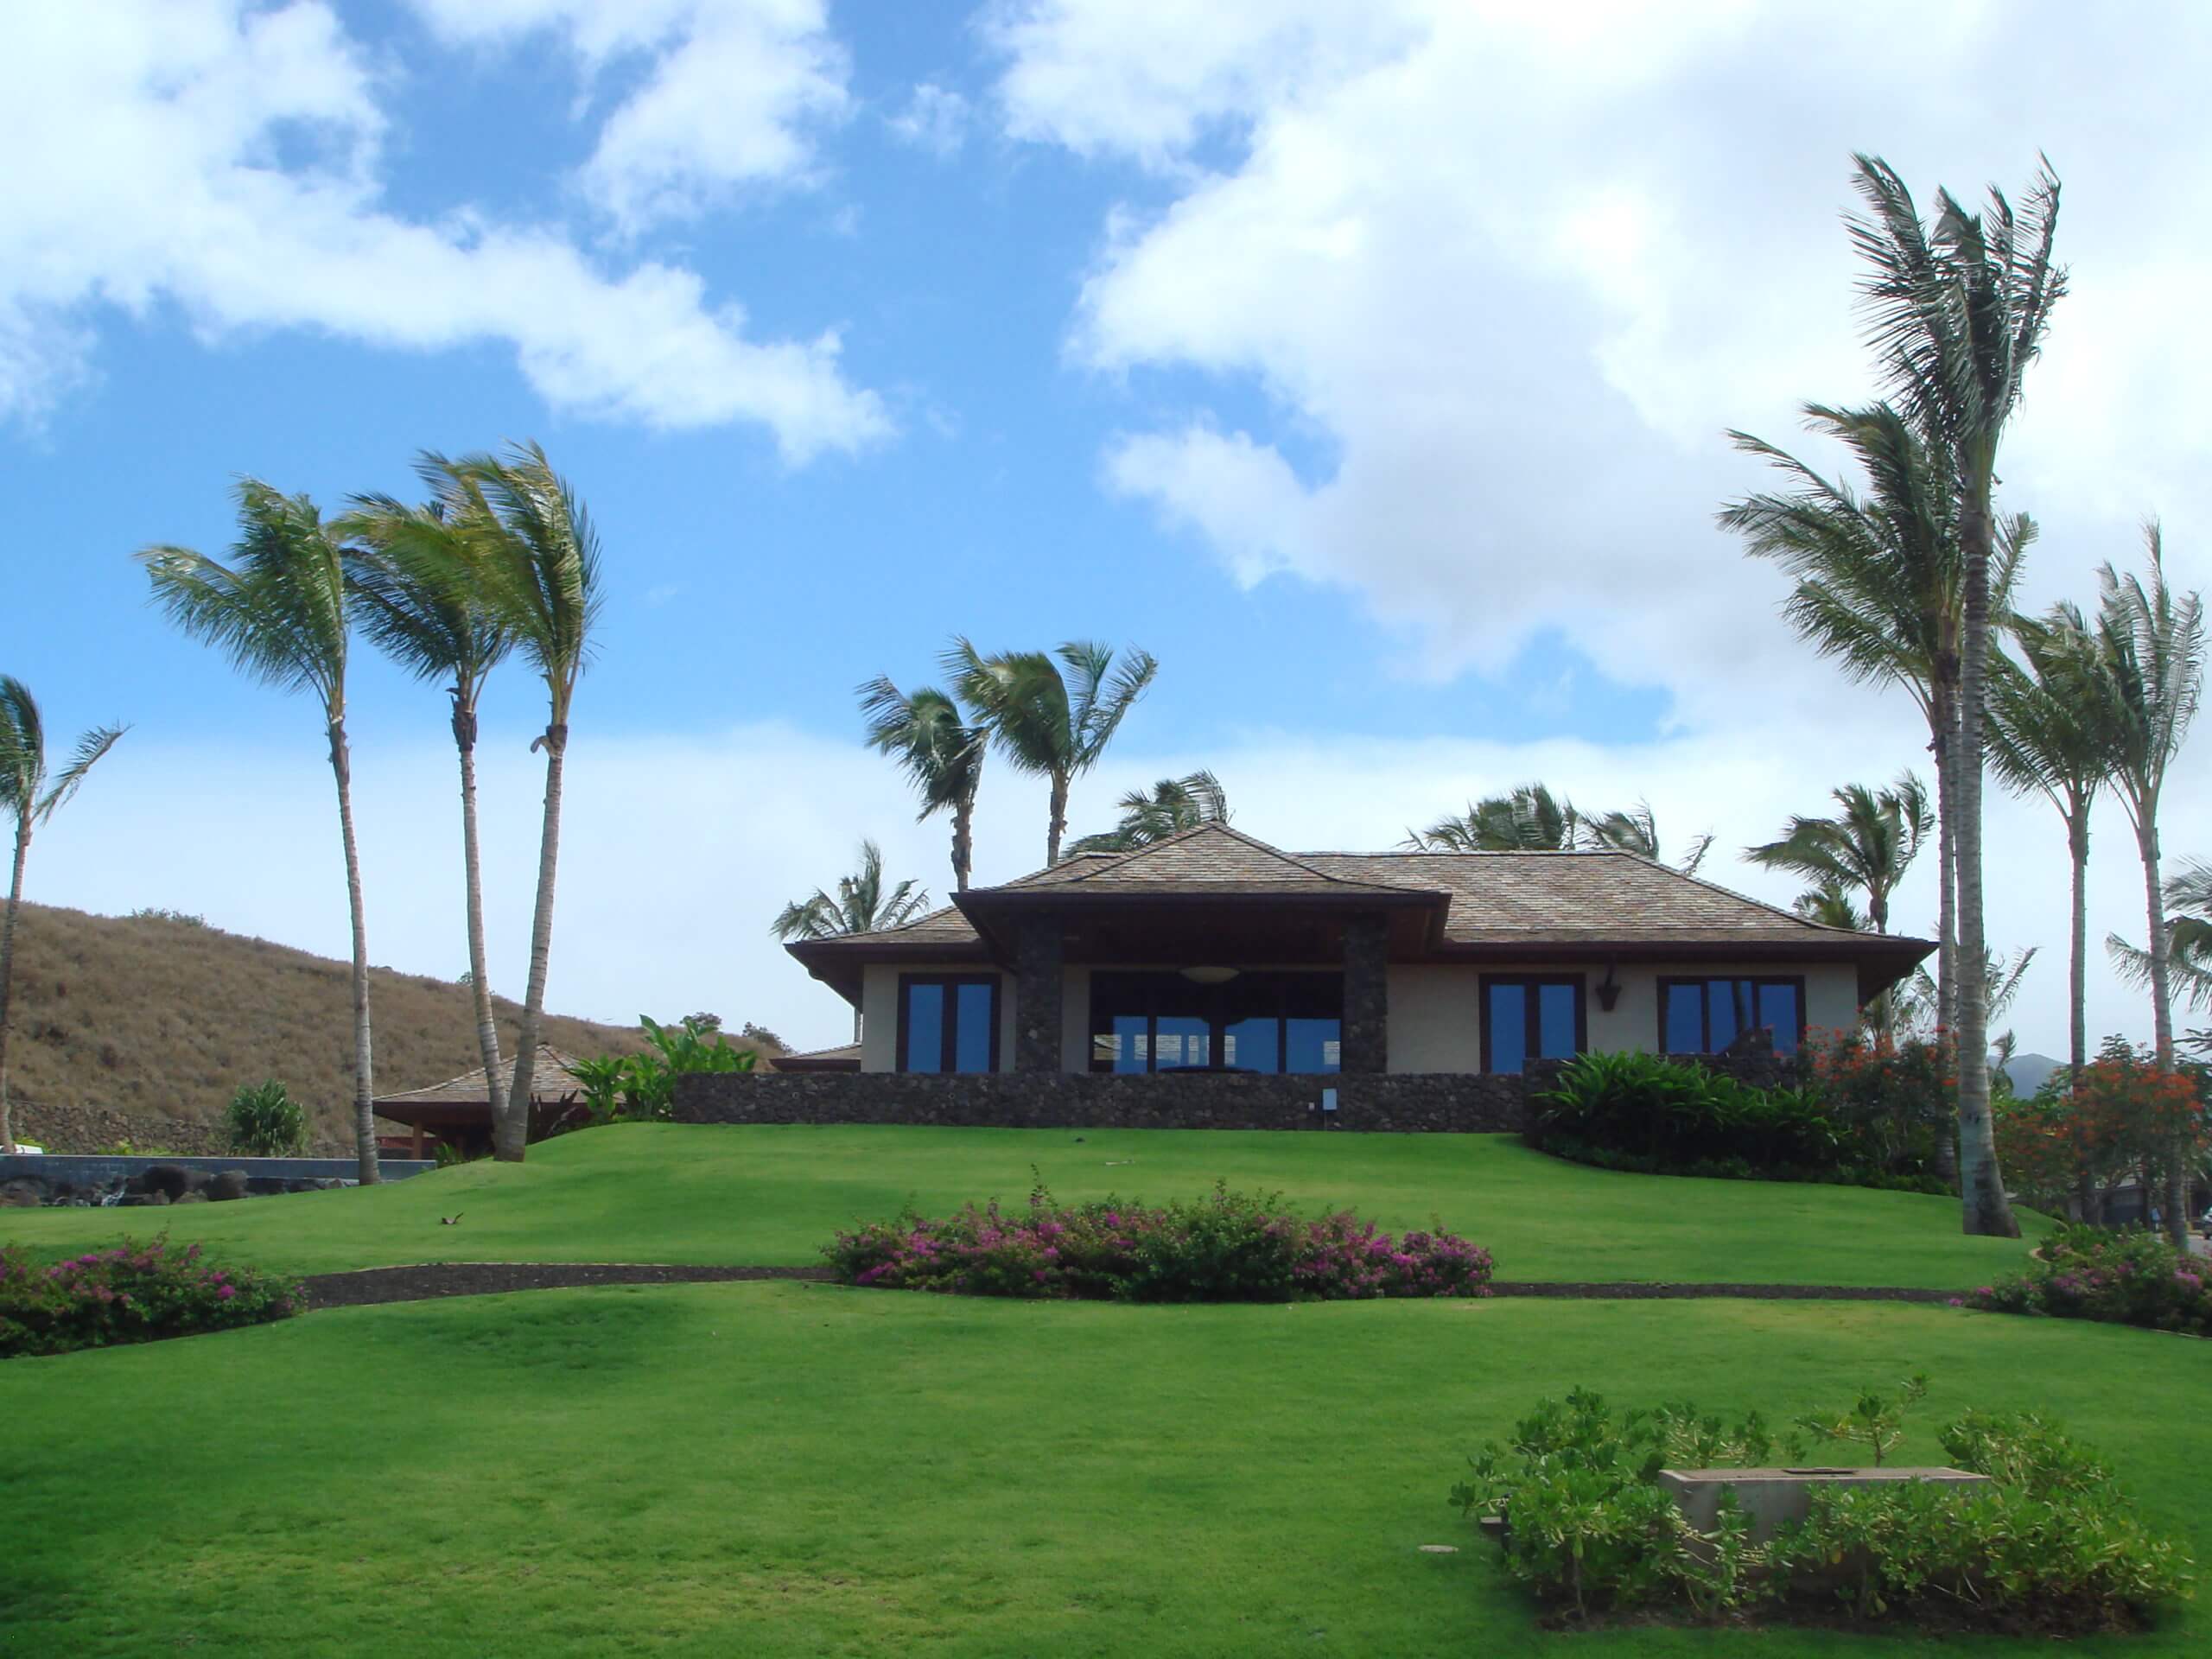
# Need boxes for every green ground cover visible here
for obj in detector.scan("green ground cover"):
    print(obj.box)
[2,1287,2201,1657]
[0,1124,2050,1286]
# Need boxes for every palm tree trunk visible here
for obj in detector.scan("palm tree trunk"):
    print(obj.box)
[0,823,30,1154]
[501,722,567,1162]
[952,795,973,892]
[2134,810,2188,1243]
[1929,683,1959,1035]
[455,703,506,1134]
[1046,772,1070,866]
[331,720,380,1185]
[2065,805,2089,1077]
[1953,479,2017,1237]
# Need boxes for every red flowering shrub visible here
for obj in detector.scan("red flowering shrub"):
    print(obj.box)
[824,1182,1494,1302]
[0,1236,302,1357]
[1995,1040,2208,1214]
[1801,1027,1955,1184]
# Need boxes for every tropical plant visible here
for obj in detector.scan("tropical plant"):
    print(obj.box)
[1745,772,1931,934]
[2092,529,2204,1241]
[1832,151,2063,1237]
[1987,607,2122,1077]
[1067,770,1230,855]
[858,677,986,891]
[770,842,930,1040]
[226,1079,307,1156]
[567,1015,758,1126]
[1794,1373,1928,1467]
[0,679,124,1154]
[2116,860,2212,1017]
[942,639,1158,865]
[433,443,602,1163]
[141,481,382,1183]
[340,481,517,1141]
[1406,785,1711,873]
[1722,404,2032,1035]
[1792,883,1868,931]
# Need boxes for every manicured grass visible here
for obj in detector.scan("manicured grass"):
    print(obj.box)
[2,1288,2201,1657]
[1,1124,2050,1286]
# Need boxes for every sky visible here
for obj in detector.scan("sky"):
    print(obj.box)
[3,0,2208,1062]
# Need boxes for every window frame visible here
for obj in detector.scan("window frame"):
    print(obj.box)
[1085,969,1343,1075]
[1478,973,1588,1075]
[894,972,1001,1075]
[1656,975,1808,1056]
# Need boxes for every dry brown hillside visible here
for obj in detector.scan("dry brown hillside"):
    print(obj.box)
[1,902,751,1139]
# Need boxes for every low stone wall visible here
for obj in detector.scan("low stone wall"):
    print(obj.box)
[0,1153,436,1208]
[674,1071,1528,1134]
[8,1101,354,1159]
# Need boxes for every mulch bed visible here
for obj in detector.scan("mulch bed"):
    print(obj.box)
[299,1264,1951,1311]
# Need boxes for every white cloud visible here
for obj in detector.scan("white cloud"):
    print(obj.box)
[992,0,2212,720]
[409,0,849,232]
[0,1,886,457]
[31,709,2203,1063]
[887,83,972,158]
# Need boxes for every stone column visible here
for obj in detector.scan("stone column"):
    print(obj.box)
[1340,912,1389,1075]
[1013,912,1065,1074]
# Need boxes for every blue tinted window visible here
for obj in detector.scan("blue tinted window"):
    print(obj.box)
[1285,1018,1340,1074]
[1663,984,1704,1052]
[1536,983,1578,1059]
[1154,1015,1211,1069]
[1487,982,1528,1074]
[1758,982,1801,1055]
[1108,1014,1148,1073]
[1224,1016,1279,1073]
[905,982,944,1073]
[954,982,994,1073]
[1708,978,1748,1050]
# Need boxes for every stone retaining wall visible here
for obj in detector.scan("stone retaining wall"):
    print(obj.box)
[7,1101,354,1159]
[675,1070,1528,1134]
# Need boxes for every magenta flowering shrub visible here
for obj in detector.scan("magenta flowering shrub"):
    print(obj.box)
[1966,1224,2211,1337]
[824,1182,1494,1303]
[0,1236,302,1357]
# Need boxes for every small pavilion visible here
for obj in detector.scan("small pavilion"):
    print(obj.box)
[372,1046,587,1157]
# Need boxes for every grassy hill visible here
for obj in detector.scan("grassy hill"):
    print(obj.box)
[0,900,704,1140]
[0,1123,2052,1285]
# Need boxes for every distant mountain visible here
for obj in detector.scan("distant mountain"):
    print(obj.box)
[2,901,771,1140]
[2001,1051,2063,1097]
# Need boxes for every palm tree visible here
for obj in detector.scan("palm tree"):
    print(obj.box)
[943,639,1158,866]
[771,840,930,1040]
[341,486,517,1135]
[1581,801,1714,875]
[857,678,986,890]
[2091,528,2204,1243]
[1407,783,1578,853]
[0,681,124,1154]
[1793,882,1869,932]
[1829,152,2063,1238]
[1407,785,1710,871]
[1986,606,2121,1079]
[1067,770,1230,855]
[141,481,383,1182]
[1721,404,2032,1032]
[436,442,602,1164]
[1745,773,1931,935]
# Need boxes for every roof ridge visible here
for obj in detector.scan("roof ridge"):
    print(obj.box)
[1052,821,1433,893]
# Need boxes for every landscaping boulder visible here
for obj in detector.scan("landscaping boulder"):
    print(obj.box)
[173,1190,208,1205]
[208,1170,251,1202]
[137,1164,193,1200]
[0,1179,46,1208]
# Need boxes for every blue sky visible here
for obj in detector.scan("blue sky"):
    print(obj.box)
[4,2,2209,1056]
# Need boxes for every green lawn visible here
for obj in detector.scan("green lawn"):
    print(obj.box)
[3,1287,2202,1657]
[1,1124,2050,1287]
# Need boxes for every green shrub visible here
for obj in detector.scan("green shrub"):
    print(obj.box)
[1452,1389,2192,1632]
[1967,1222,2210,1335]
[565,1014,758,1128]
[226,1079,307,1156]
[0,1236,302,1357]
[1529,1050,1945,1192]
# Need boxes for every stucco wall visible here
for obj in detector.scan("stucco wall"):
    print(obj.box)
[858,957,1864,1075]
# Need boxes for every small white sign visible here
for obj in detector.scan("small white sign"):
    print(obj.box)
[1320,1088,1338,1114]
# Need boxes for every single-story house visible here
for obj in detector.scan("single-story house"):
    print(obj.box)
[372,1045,588,1155]
[783,823,1931,1078]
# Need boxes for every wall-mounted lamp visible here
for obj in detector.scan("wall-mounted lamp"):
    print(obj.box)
[1179,965,1241,985]
[1593,963,1623,1013]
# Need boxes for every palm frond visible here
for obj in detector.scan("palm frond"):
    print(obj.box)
[35,722,125,823]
